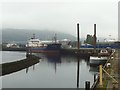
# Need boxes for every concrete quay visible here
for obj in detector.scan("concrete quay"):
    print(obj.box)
[94,49,120,90]
[106,49,120,90]
[91,49,120,90]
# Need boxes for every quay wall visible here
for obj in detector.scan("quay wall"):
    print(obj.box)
[91,49,116,90]
[1,55,40,76]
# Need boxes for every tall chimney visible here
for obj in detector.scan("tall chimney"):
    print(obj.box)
[118,1,120,42]
[94,24,96,51]
[77,23,80,49]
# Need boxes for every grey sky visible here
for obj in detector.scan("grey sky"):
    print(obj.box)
[1,0,119,39]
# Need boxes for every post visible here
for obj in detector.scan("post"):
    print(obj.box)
[94,74,96,82]
[85,81,90,90]
[98,40,99,50]
[26,47,29,57]
[99,64,103,87]
[77,23,80,88]
[93,24,96,52]
[77,56,80,88]
[77,23,80,49]
[54,33,57,44]
[33,33,35,39]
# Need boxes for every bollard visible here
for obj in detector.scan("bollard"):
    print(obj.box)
[85,81,90,90]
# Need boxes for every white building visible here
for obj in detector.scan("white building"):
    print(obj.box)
[6,43,19,48]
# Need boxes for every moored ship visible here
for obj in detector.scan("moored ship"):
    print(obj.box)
[26,34,61,53]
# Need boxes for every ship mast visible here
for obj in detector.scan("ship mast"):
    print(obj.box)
[33,33,35,39]
[54,33,57,44]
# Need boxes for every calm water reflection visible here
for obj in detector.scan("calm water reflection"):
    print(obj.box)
[2,51,97,88]
[2,51,26,64]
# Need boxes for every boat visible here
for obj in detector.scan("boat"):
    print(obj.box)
[28,43,61,53]
[26,34,61,53]
[98,49,110,56]
[59,39,72,49]
[90,56,107,66]
[89,66,99,74]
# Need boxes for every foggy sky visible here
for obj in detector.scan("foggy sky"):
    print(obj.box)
[1,0,119,39]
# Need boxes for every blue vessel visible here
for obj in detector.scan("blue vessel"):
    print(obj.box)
[81,41,120,49]
[29,43,61,53]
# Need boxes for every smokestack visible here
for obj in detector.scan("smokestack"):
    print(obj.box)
[77,23,80,49]
[118,1,120,42]
[94,24,96,51]
[94,24,96,37]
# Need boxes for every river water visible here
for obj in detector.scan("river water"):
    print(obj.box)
[1,51,98,88]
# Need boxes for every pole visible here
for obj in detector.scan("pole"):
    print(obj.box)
[93,24,96,52]
[99,64,103,87]
[77,56,80,88]
[54,33,57,44]
[77,23,80,49]
[77,23,80,88]
[94,74,96,82]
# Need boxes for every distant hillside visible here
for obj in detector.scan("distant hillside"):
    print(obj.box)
[2,28,76,44]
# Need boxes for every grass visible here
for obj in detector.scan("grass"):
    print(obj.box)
[97,79,108,90]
